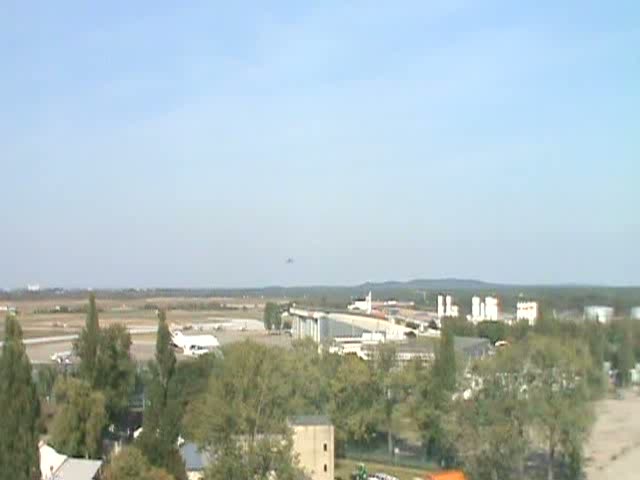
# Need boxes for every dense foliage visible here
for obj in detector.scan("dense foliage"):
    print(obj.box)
[0,315,40,480]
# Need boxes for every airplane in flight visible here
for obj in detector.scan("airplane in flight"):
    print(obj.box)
[170,330,220,356]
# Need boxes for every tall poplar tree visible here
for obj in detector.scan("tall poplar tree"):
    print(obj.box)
[138,311,186,480]
[75,292,100,383]
[0,315,40,480]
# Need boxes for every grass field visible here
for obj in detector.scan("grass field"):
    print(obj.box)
[0,294,266,342]
[335,459,430,480]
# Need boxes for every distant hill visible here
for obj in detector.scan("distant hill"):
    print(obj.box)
[357,278,500,291]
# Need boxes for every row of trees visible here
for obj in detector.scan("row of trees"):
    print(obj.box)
[444,314,637,386]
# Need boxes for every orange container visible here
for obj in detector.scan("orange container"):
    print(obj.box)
[424,470,467,480]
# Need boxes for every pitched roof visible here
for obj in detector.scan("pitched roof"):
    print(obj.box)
[40,442,68,477]
[288,415,333,426]
[56,459,102,480]
[39,442,102,480]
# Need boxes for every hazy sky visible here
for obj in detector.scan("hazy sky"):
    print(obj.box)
[1,1,639,288]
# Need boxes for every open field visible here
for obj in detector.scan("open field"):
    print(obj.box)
[0,293,267,341]
[585,390,640,480]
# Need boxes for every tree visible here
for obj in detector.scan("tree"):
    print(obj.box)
[433,324,456,393]
[75,295,135,423]
[528,336,594,480]
[287,339,333,414]
[614,320,635,387]
[406,358,453,465]
[370,343,404,458]
[329,355,380,447]
[75,292,100,383]
[0,315,40,480]
[187,341,294,446]
[34,364,59,402]
[205,436,308,480]
[95,324,135,422]
[185,342,306,480]
[263,303,279,331]
[104,446,175,480]
[50,377,108,459]
[138,311,186,480]
[476,321,508,344]
[445,343,532,480]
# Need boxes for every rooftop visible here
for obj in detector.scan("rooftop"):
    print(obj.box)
[57,459,102,480]
[180,442,211,472]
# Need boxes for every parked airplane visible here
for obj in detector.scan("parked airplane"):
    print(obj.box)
[50,351,73,364]
[171,330,220,356]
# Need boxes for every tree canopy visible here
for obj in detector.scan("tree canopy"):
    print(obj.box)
[0,315,40,480]
[104,446,175,480]
[138,311,186,480]
[50,377,108,459]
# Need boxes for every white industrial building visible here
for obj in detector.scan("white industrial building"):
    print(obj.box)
[469,295,500,323]
[584,305,614,324]
[631,307,640,320]
[437,294,460,318]
[348,292,372,314]
[516,301,539,325]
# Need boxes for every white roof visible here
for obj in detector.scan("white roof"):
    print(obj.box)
[57,459,102,480]
[40,442,67,477]
[39,443,102,480]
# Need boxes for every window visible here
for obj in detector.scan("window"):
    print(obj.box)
[324,464,327,472]
[323,442,328,452]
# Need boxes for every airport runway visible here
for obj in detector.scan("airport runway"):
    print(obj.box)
[26,329,292,364]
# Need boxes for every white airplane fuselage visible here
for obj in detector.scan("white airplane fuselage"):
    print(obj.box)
[171,331,220,355]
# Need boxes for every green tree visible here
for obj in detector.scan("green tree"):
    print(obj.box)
[75,295,135,424]
[185,342,306,479]
[406,358,452,465]
[370,343,404,458]
[104,446,175,480]
[50,377,108,458]
[433,325,456,393]
[614,320,635,387]
[34,364,59,402]
[329,355,379,447]
[138,311,186,480]
[75,293,100,383]
[445,344,532,480]
[0,315,40,480]
[186,341,294,445]
[263,302,280,331]
[205,436,308,480]
[95,324,135,422]
[528,336,594,480]
[287,339,334,414]
[476,321,508,344]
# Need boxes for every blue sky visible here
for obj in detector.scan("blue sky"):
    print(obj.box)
[1,1,639,288]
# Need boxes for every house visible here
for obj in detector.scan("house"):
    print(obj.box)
[39,442,102,480]
[289,415,334,480]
